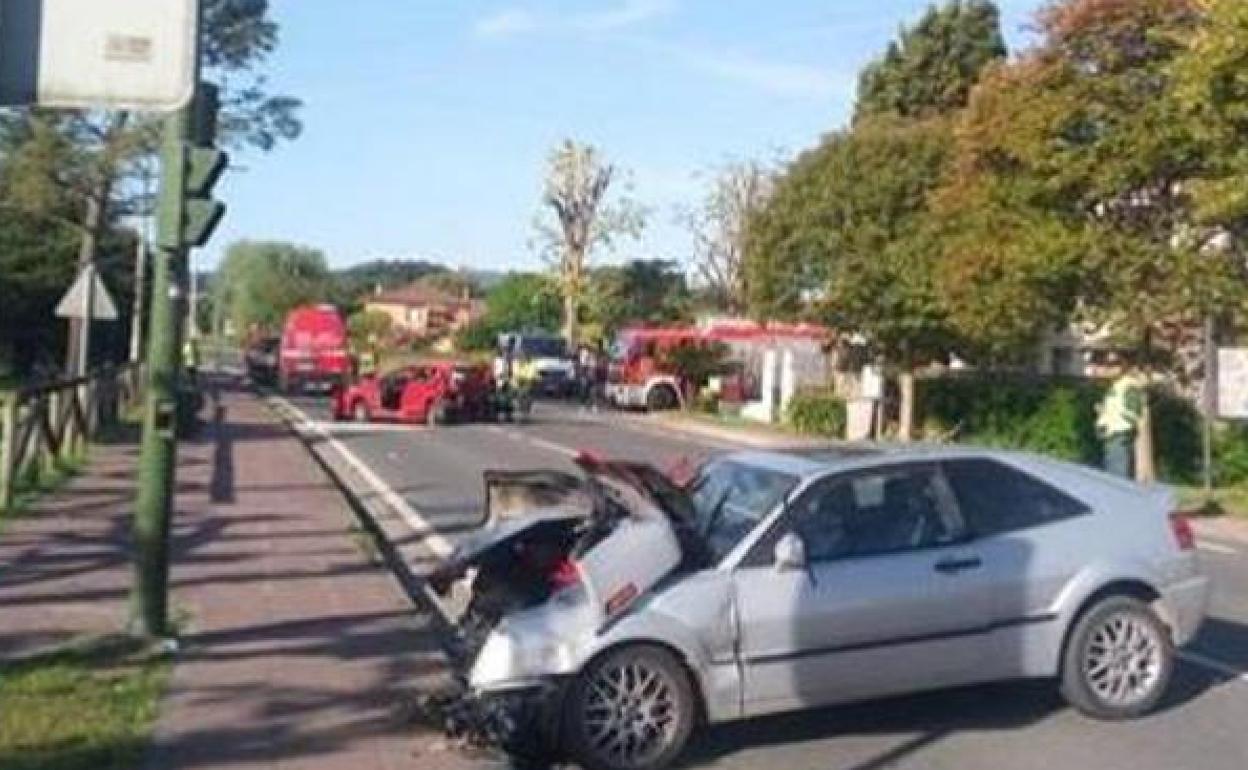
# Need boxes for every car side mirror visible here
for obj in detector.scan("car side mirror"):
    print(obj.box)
[774,532,807,572]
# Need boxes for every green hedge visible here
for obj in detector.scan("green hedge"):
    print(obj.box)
[786,390,847,437]
[916,374,1248,485]
[918,375,1104,464]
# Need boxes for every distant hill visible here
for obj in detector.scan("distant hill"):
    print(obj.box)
[329,259,451,311]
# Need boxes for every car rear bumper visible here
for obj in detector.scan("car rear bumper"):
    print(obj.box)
[1160,574,1211,647]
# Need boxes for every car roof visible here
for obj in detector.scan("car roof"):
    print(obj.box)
[725,443,1034,480]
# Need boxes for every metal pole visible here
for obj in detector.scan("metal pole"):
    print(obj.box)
[130,232,147,363]
[1202,314,1217,497]
[131,104,190,639]
[77,264,95,376]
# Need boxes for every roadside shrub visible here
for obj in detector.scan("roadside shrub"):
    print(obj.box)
[1149,389,1202,485]
[918,374,1216,483]
[1214,424,1248,486]
[918,375,1103,464]
[786,390,847,437]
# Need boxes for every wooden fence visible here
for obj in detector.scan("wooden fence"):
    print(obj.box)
[0,364,145,510]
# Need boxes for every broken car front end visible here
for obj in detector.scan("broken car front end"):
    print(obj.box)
[429,456,691,761]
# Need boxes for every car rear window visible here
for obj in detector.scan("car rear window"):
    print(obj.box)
[943,458,1089,537]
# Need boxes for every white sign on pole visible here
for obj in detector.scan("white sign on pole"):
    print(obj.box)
[1217,348,1248,419]
[0,0,198,111]
[56,265,119,320]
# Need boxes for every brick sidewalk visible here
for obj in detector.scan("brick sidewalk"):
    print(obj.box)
[0,382,476,770]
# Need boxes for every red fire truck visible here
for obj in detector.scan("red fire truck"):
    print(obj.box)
[605,320,830,411]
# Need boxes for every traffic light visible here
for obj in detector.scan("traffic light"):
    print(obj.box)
[183,147,227,247]
[156,82,228,250]
[182,82,228,248]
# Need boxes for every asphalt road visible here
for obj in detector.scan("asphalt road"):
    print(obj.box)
[280,393,1248,770]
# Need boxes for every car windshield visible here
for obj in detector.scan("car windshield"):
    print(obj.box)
[519,337,566,358]
[688,459,798,563]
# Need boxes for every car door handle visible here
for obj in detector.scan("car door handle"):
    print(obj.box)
[934,556,982,574]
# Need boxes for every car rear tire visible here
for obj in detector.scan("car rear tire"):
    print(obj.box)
[645,385,678,412]
[564,645,696,770]
[352,400,370,423]
[1059,596,1174,720]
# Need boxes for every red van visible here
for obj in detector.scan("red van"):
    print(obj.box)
[278,305,350,393]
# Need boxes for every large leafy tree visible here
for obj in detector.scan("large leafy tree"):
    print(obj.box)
[586,259,692,339]
[212,241,329,336]
[746,117,960,439]
[944,0,1248,479]
[856,0,1006,122]
[0,0,302,372]
[748,0,1006,439]
[1173,0,1248,237]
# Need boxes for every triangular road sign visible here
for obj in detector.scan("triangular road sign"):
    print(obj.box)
[56,265,119,320]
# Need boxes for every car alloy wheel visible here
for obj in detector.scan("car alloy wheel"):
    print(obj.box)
[1060,595,1173,720]
[1082,611,1165,707]
[352,401,369,423]
[567,645,695,770]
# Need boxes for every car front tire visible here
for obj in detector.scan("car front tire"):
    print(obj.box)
[352,401,370,423]
[564,645,696,770]
[1060,595,1174,720]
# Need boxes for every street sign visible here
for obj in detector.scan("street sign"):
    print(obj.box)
[1217,348,1248,419]
[56,264,119,320]
[0,0,198,111]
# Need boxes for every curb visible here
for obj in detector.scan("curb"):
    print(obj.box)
[255,390,466,659]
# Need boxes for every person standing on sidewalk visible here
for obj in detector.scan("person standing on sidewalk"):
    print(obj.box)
[1097,368,1146,479]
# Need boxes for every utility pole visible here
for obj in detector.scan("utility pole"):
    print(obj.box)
[131,80,227,638]
[131,105,190,638]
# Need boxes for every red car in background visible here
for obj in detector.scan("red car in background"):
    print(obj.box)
[279,305,351,393]
[332,361,495,426]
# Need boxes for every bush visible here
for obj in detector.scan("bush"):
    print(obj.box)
[786,390,847,437]
[918,375,1103,464]
[917,374,1219,484]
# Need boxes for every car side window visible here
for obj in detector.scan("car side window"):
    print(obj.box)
[785,464,967,563]
[943,459,1089,538]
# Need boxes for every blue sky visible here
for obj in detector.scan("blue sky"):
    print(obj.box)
[206,0,1043,272]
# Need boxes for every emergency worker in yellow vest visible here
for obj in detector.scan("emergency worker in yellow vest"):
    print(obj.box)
[1096,370,1146,479]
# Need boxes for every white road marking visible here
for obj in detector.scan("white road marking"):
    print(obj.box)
[305,421,430,435]
[1179,650,1248,683]
[1197,540,1240,556]
[525,435,580,458]
[267,395,453,559]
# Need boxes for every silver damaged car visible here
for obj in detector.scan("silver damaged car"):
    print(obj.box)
[430,447,1210,770]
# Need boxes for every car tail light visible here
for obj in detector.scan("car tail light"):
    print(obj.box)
[549,558,580,591]
[1169,511,1196,551]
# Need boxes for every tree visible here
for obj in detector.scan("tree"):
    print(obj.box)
[347,309,394,348]
[1173,0,1248,237]
[533,139,645,346]
[681,160,774,313]
[746,117,956,439]
[212,241,329,336]
[0,0,302,372]
[943,0,1248,480]
[856,0,1006,122]
[585,259,691,338]
[454,272,562,351]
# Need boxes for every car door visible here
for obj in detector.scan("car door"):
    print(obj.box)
[941,458,1092,678]
[399,367,434,420]
[733,462,1005,717]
